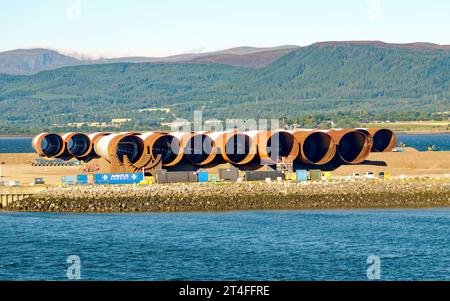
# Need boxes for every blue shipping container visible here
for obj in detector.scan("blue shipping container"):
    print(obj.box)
[296,170,308,182]
[61,176,76,185]
[197,171,209,182]
[77,174,88,185]
[94,173,144,185]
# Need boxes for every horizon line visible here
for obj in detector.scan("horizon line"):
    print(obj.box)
[1,40,450,60]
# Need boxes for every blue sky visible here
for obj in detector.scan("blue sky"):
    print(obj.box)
[1,0,449,58]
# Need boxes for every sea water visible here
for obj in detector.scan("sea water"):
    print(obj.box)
[0,209,449,280]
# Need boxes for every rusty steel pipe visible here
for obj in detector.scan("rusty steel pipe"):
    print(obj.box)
[145,132,180,166]
[87,132,111,155]
[293,130,337,165]
[60,132,92,158]
[245,131,271,164]
[221,131,257,165]
[94,132,144,164]
[245,130,300,164]
[184,132,216,165]
[131,132,161,168]
[140,132,193,167]
[204,131,233,164]
[32,133,65,158]
[327,129,371,164]
[358,128,397,152]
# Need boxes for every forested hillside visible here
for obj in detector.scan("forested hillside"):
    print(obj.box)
[0,43,448,134]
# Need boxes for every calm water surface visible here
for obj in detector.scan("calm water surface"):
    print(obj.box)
[0,209,449,280]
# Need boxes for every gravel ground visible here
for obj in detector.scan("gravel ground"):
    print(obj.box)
[4,179,450,213]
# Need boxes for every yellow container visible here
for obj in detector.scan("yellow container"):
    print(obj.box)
[384,172,391,180]
[145,176,155,184]
[322,171,332,181]
[291,174,297,182]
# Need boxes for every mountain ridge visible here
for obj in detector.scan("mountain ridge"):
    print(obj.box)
[0,42,448,133]
[1,41,449,75]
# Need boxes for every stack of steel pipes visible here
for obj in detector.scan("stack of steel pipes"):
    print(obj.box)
[32,128,397,167]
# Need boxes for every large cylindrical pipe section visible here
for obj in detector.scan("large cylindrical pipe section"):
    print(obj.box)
[32,133,65,158]
[131,132,160,169]
[245,130,300,164]
[86,132,111,158]
[94,132,144,164]
[61,132,92,159]
[358,128,397,152]
[184,132,216,165]
[327,129,371,164]
[221,131,257,165]
[293,130,336,165]
[33,128,393,169]
[140,132,191,167]
[162,132,192,167]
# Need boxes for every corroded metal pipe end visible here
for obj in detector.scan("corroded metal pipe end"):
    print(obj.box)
[184,133,216,166]
[32,133,65,158]
[367,128,397,152]
[61,132,92,158]
[257,130,300,164]
[222,131,258,165]
[294,130,337,165]
[95,132,143,164]
[328,129,371,164]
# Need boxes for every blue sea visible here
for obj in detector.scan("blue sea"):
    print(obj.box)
[1,209,450,281]
[0,133,449,153]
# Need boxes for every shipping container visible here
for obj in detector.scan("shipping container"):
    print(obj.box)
[322,171,332,181]
[143,176,155,185]
[94,173,143,185]
[77,174,88,185]
[245,170,285,181]
[218,168,239,181]
[154,169,167,184]
[155,170,197,183]
[197,171,209,183]
[310,169,322,182]
[296,170,308,182]
[61,176,76,186]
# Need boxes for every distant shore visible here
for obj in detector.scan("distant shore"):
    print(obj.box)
[0,131,449,138]
[3,179,449,213]
[0,135,33,138]
[396,131,450,135]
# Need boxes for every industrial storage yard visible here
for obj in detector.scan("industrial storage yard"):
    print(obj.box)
[1,128,449,212]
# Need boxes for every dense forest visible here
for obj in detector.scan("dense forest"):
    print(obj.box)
[0,44,448,134]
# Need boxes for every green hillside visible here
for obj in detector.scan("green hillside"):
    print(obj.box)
[0,44,449,134]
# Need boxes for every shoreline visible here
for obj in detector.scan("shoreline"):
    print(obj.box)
[2,206,450,215]
[0,135,34,138]
[396,131,450,135]
[4,179,449,213]
[0,131,449,138]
